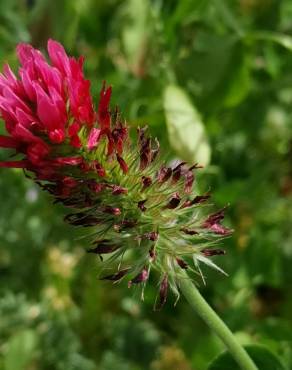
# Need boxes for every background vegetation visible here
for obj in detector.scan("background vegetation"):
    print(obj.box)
[0,0,292,369]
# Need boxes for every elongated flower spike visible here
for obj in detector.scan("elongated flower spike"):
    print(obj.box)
[0,40,232,309]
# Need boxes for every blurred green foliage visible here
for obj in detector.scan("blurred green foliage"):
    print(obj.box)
[1,0,292,369]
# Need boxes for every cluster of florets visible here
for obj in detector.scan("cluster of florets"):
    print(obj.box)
[0,40,231,309]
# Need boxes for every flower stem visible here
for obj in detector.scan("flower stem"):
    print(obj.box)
[178,272,258,370]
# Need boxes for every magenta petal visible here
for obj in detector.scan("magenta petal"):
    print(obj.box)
[3,64,17,83]
[15,108,35,128]
[1,64,23,96]
[0,99,17,121]
[87,128,101,150]
[54,157,83,166]
[13,124,41,144]
[35,58,62,94]
[0,74,7,91]
[0,160,28,168]
[35,85,64,135]
[16,43,34,65]
[49,129,65,143]
[48,87,67,122]
[27,141,50,164]
[37,94,57,129]
[47,39,70,75]
[0,135,19,148]
[17,43,46,67]
[68,122,80,137]
[3,87,30,113]
[19,69,35,100]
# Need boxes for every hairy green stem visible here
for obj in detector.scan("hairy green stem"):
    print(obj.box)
[179,272,258,370]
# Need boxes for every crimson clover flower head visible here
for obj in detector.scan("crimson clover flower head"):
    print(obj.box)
[0,40,232,309]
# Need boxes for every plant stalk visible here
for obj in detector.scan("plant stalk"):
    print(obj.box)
[179,272,258,370]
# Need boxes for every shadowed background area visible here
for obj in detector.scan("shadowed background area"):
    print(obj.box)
[0,1,292,369]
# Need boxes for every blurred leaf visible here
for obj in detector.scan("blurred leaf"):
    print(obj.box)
[177,33,250,110]
[180,32,236,94]
[200,40,250,109]
[263,44,282,78]
[251,31,292,51]
[223,52,250,107]
[121,0,153,76]
[4,329,38,370]
[164,0,207,41]
[163,84,211,166]
[213,0,244,37]
[151,345,192,370]
[208,345,286,370]
[105,316,161,367]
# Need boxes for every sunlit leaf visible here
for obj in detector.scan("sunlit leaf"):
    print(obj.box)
[4,330,38,370]
[251,31,292,51]
[163,85,211,166]
[121,0,153,76]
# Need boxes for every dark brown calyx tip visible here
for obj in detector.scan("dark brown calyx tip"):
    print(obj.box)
[201,248,226,257]
[138,199,147,212]
[142,231,159,241]
[100,268,130,281]
[128,267,149,287]
[165,192,181,209]
[154,274,168,311]
[180,227,198,235]
[176,257,188,269]
[142,176,152,189]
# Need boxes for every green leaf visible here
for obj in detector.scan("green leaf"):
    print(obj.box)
[121,0,152,75]
[163,85,211,166]
[223,52,250,107]
[251,31,292,51]
[208,345,286,370]
[4,330,38,370]
[213,0,244,37]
